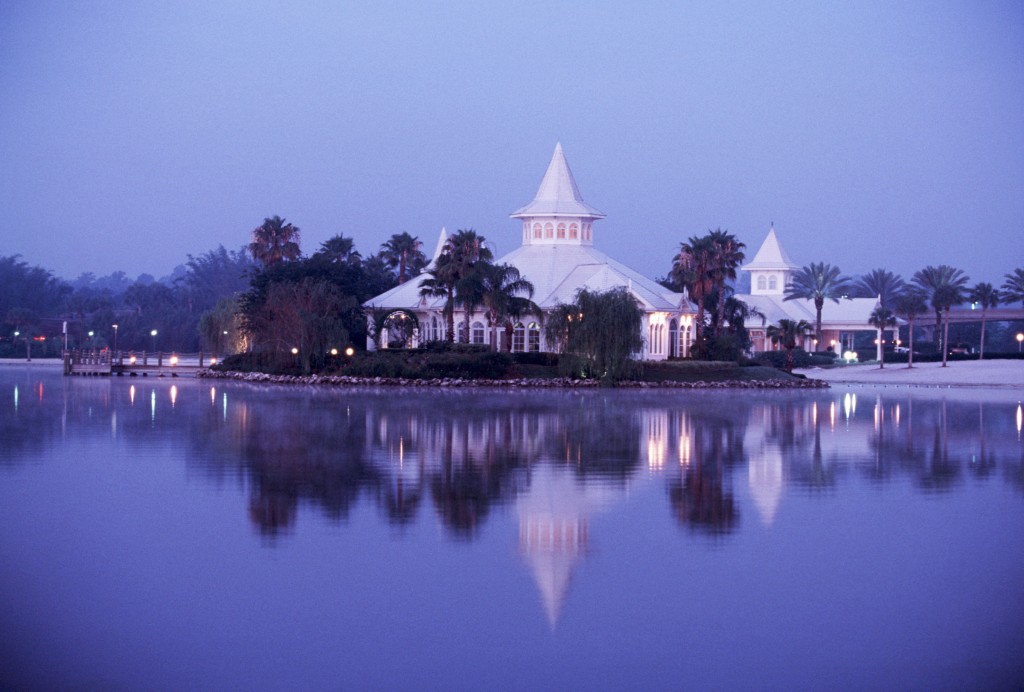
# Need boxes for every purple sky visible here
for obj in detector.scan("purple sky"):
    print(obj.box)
[1,1,1021,285]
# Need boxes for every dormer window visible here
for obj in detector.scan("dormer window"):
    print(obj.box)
[757,276,767,291]
[768,276,778,291]
[569,223,579,239]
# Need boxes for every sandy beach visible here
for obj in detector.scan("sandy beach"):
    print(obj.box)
[795,359,1024,388]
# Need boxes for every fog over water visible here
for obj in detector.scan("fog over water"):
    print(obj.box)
[2,367,1023,689]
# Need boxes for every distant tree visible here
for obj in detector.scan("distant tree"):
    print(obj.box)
[249,216,301,266]
[967,282,1000,360]
[911,265,969,356]
[181,245,255,314]
[381,232,428,285]
[783,262,852,346]
[765,318,811,373]
[544,287,643,383]
[315,234,361,266]
[855,269,905,309]
[869,306,897,368]
[198,296,244,356]
[0,255,70,327]
[1002,268,1024,308]
[893,290,928,368]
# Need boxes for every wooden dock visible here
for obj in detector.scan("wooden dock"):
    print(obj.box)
[64,350,220,377]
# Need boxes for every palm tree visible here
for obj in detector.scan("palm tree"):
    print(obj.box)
[707,229,745,337]
[381,232,427,284]
[911,265,969,356]
[967,282,1000,360]
[855,269,905,309]
[670,235,715,348]
[893,289,928,368]
[420,229,493,343]
[869,306,896,368]
[249,216,301,266]
[1002,268,1024,308]
[783,262,852,346]
[765,319,811,373]
[475,263,539,351]
[447,229,494,343]
[933,282,966,367]
[316,234,361,265]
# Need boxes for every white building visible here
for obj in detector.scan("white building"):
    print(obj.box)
[739,227,881,353]
[365,143,695,360]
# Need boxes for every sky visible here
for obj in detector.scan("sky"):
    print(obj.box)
[1,0,1022,286]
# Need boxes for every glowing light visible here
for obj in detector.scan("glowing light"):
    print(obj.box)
[169,355,179,366]
[1017,403,1022,436]
[129,355,137,365]
[843,350,858,362]
[210,387,216,405]
[129,385,136,405]
[829,400,836,429]
[150,390,156,421]
[679,434,691,467]
[330,348,338,356]
[345,346,355,357]
[209,357,217,365]
[895,404,901,428]
[13,385,18,411]
[291,347,299,355]
[170,385,178,407]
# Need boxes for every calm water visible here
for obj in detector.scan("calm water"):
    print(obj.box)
[1,366,1022,690]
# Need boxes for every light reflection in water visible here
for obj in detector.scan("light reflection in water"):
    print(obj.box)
[13,385,18,412]
[1017,403,1022,438]
[170,385,178,408]
[210,387,216,406]
[129,385,136,405]
[150,390,156,421]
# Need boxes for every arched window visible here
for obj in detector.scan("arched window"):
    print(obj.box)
[512,322,526,352]
[584,224,591,240]
[527,322,541,352]
[768,275,778,291]
[569,223,579,239]
[545,223,554,239]
[457,322,467,344]
[533,223,542,239]
[557,223,566,239]
[669,319,679,358]
[431,316,439,341]
[757,276,767,291]
[471,321,485,345]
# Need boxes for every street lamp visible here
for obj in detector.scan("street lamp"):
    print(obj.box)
[112,324,119,354]
[88,331,94,349]
[1017,332,1023,353]
[150,329,158,353]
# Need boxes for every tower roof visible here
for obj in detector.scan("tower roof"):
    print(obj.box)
[511,143,606,219]
[742,227,798,271]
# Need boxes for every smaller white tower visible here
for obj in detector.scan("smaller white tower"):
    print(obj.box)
[742,226,798,296]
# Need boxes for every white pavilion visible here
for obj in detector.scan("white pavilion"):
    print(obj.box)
[365,143,695,360]
[738,227,880,353]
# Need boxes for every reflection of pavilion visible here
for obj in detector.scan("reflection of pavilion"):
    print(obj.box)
[516,463,622,628]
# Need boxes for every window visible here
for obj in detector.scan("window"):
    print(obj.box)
[457,322,467,344]
[528,322,541,352]
[569,223,579,239]
[557,223,566,239]
[669,319,679,358]
[472,321,485,345]
[757,276,767,291]
[545,223,554,239]
[431,316,439,341]
[533,223,542,239]
[768,276,777,291]
[512,322,525,352]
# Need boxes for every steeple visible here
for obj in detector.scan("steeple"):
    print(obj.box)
[511,143,604,247]
[743,226,798,296]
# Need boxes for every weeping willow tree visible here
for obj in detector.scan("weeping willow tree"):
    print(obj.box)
[544,287,643,383]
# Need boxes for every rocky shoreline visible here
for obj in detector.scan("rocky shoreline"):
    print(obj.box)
[198,369,829,389]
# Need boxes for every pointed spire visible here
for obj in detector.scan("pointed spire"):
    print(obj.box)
[511,143,605,219]
[427,226,448,268]
[743,225,797,271]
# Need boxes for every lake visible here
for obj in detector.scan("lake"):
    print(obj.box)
[1,366,1022,690]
